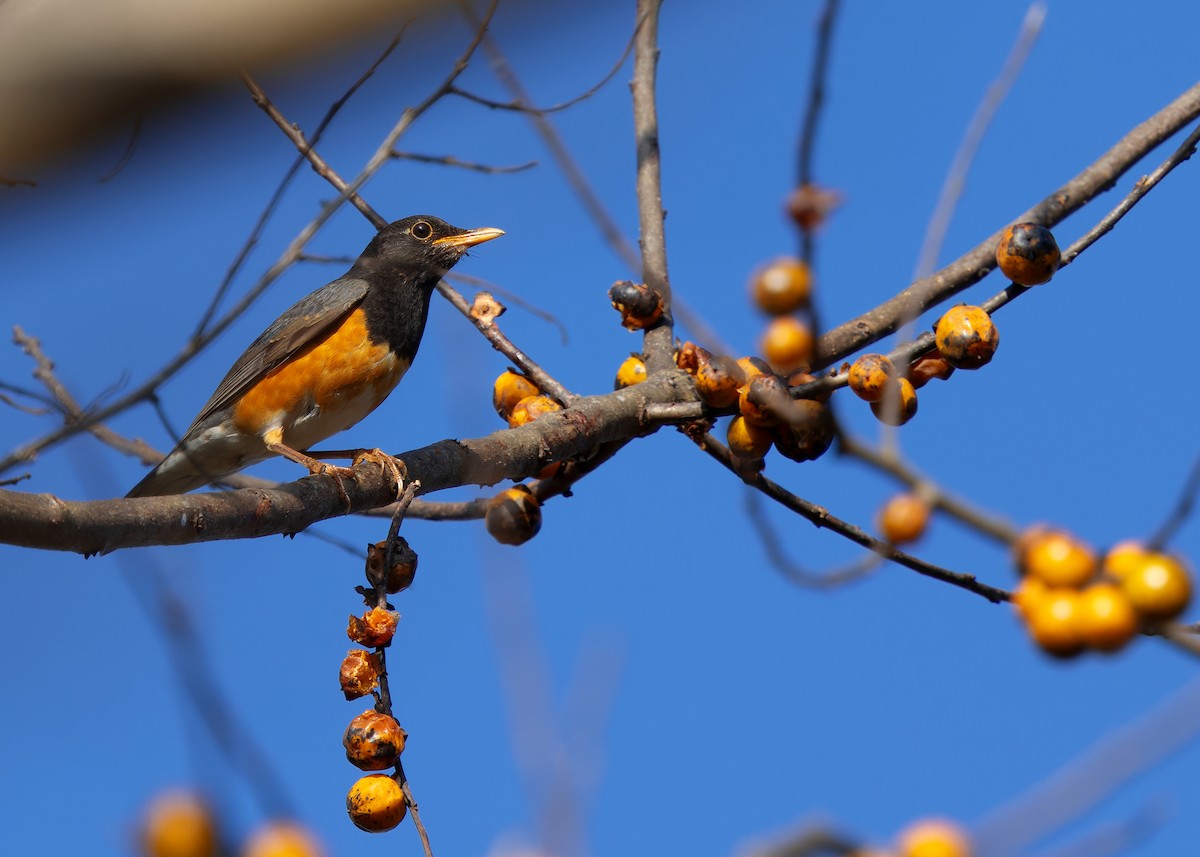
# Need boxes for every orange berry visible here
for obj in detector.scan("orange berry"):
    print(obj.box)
[346,774,407,833]
[934,306,999,369]
[848,354,898,402]
[1102,540,1146,580]
[1020,529,1096,588]
[739,373,788,428]
[1078,583,1139,653]
[896,817,972,857]
[1011,576,1049,620]
[508,395,561,428]
[870,377,918,426]
[614,354,647,389]
[1119,552,1192,622]
[346,607,398,648]
[695,355,745,408]
[492,370,540,420]
[1024,587,1086,658]
[750,258,811,315]
[760,316,814,373]
[242,821,324,857]
[141,790,216,857]
[995,222,1061,286]
[786,370,832,403]
[485,485,542,546]
[727,415,773,460]
[736,355,772,386]
[339,649,382,701]
[878,494,930,545]
[343,710,407,771]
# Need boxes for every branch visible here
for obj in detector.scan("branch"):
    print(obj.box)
[695,434,1013,604]
[812,80,1200,370]
[1,374,695,554]
[630,0,674,372]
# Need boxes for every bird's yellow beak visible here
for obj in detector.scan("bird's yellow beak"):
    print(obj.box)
[434,226,505,249]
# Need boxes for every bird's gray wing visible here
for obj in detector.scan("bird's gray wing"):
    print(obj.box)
[182,275,370,436]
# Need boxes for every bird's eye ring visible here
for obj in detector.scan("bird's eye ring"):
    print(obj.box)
[411,220,433,240]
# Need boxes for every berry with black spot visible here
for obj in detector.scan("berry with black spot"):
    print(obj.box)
[934,305,999,369]
[609,280,664,329]
[996,222,1061,286]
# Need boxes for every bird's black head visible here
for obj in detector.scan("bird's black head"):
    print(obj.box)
[356,215,504,279]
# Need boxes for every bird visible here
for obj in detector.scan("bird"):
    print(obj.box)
[127,215,503,497]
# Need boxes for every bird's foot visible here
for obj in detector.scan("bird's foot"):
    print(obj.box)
[352,448,407,500]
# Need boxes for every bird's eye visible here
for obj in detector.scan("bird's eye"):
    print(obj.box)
[411,221,433,240]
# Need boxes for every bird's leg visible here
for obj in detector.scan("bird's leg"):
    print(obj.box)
[265,434,355,509]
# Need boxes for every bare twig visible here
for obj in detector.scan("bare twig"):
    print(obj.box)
[448,271,570,344]
[912,3,1045,284]
[434,281,576,405]
[630,0,674,372]
[1147,451,1200,551]
[838,433,1020,545]
[971,674,1200,855]
[195,28,406,336]
[695,433,1013,603]
[745,489,882,589]
[242,73,388,229]
[389,150,536,173]
[97,117,142,183]
[450,14,636,116]
[795,0,840,272]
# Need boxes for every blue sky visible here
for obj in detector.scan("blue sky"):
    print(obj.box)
[3,2,1200,855]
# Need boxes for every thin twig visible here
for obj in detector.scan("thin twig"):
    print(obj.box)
[630,0,674,372]
[795,0,840,275]
[389,150,537,174]
[971,674,1200,855]
[242,73,388,228]
[1147,451,1200,551]
[745,488,883,589]
[195,28,406,337]
[448,271,570,344]
[838,433,1020,545]
[912,3,1045,283]
[695,433,1013,603]
[434,280,576,405]
[450,16,637,116]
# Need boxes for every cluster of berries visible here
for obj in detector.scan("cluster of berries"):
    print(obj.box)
[1013,531,1192,658]
[336,541,417,832]
[140,791,324,857]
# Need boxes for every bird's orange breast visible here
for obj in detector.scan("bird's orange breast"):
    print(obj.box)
[232,307,409,448]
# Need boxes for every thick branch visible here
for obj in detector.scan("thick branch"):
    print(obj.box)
[0,374,695,554]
